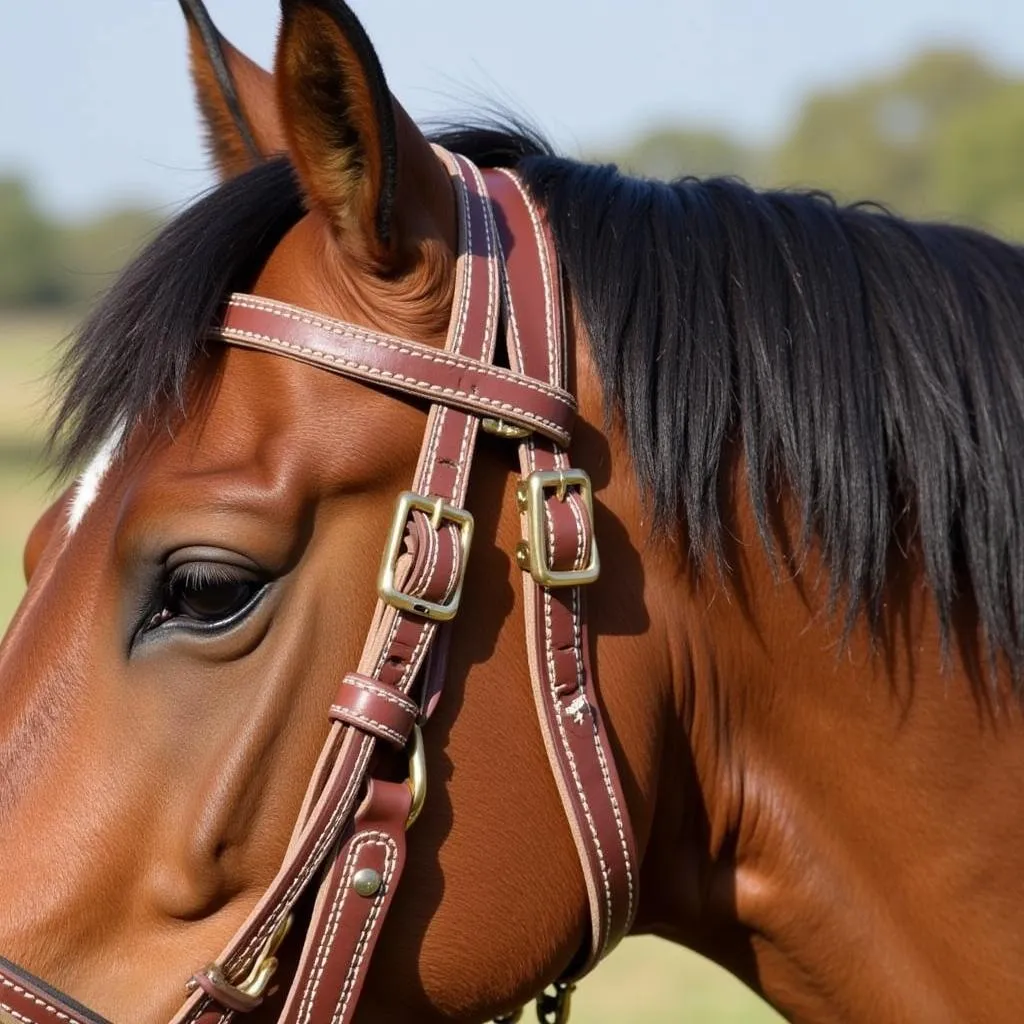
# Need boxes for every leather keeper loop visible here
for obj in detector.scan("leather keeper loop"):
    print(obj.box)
[190,965,264,1014]
[329,673,419,748]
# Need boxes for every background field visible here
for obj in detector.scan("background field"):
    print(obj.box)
[0,312,783,1020]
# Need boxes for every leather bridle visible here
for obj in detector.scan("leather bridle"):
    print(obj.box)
[0,151,639,1024]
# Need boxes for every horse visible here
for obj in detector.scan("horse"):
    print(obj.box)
[2,0,1024,1020]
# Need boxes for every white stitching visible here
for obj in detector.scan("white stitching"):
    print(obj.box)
[538,444,613,950]
[505,162,636,959]
[464,157,501,365]
[589,698,636,928]
[0,1003,34,1024]
[295,831,397,1024]
[559,445,636,946]
[451,158,499,500]
[227,738,374,969]
[329,706,406,746]
[216,327,570,438]
[497,170,558,385]
[383,154,477,693]
[330,836,399,1023]
[222,297,571,402]
[0,974,85,1024]
[341,676,417,715]
[566,490,587,571]
[203,152,498,1006]
[422,518,440,602]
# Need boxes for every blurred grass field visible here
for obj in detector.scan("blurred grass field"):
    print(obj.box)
[0,311,783,1023]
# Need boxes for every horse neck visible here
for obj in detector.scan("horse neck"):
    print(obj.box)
[636,465,1024,1021]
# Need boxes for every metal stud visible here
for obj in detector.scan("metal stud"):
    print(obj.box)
[515,540,531,572]
[352,867,383,897]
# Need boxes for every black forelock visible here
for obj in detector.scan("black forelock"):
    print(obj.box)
[48,157,305,474]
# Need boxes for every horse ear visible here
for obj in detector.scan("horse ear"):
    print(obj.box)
[275,0,446,269]
[180,0,286,179]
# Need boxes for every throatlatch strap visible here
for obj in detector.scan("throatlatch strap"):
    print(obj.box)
[485,167,639,976]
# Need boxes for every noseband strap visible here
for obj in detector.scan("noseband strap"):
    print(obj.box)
[0,151,638,1024]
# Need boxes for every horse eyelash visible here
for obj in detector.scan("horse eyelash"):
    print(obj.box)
[166,561,253,593]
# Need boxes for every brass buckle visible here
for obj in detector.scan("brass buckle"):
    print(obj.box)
[405,723,427,828]
[191,913,292,1004]
[378,491,474,621]
[515,469,600,587]
[481,417,532,440]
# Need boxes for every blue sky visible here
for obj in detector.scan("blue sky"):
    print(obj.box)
[3,0,1023,217]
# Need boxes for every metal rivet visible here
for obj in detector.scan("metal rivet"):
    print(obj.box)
[515,540,531,571]
[352,867,383,897]
[515,482,529,513]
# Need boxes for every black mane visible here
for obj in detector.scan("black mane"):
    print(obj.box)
[51,125,1024,672]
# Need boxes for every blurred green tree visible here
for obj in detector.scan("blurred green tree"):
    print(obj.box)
[3,46,1024,313]
[594,125,763,182]
[932,80,1024,238]
[600,49,1024,241]
[56,207,162,307]
[771,50,1019,223]
[0,175,161,311]
[0,177,68,307]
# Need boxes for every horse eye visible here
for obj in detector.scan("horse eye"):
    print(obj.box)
[149,563,264,630]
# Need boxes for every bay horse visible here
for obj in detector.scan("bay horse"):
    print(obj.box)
[2,0,1024,1021]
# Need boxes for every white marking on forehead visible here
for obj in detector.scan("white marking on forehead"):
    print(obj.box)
[66,422,125,535]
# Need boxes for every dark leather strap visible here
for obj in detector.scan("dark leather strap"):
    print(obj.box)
[217,294,576,447]
[485,167,639,976]
[329,674,419,749]
[0,959,110,1024]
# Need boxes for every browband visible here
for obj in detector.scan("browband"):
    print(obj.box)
[216,295,577,447]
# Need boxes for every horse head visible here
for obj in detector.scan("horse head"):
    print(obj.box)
[4,2,1024,1022]
[0,3,665,1020]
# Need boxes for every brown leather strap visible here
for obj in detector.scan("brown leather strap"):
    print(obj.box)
[280,781,411,1024]
[0,152,638,1024]
[0,960,110,1024]
[485,167,639,977]
[274,152,504,1024]
[329,674,419,749]
[216,295,576,447]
